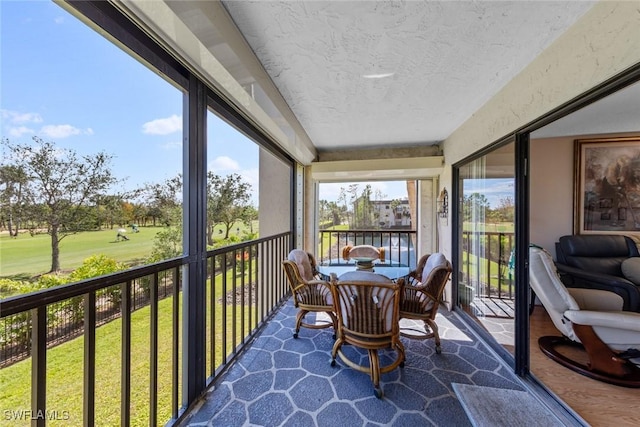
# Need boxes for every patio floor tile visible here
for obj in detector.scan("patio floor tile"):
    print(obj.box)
[180,298,531,427]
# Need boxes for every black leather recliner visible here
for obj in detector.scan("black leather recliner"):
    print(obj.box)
[555,234,640,312]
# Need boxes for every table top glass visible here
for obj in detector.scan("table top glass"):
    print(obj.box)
[317,261,411,281]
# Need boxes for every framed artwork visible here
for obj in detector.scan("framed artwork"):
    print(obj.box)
[574,136,640,235]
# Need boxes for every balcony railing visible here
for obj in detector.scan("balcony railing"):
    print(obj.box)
[0,232,291,426]
[318,229,417,267]
[460,230,515,303]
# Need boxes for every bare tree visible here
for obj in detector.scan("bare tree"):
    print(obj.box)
[2,137,116,272]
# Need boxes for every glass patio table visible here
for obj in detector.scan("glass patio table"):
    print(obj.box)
[317,260,411,282]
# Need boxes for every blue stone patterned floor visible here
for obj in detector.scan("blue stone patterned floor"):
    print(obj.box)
[180,298,527,427]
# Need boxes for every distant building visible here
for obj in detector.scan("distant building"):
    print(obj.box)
[372,199,411,228]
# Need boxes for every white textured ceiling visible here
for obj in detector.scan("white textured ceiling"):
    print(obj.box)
[158,0,640,156]
[218,1,596,151]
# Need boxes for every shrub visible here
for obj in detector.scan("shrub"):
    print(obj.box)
[0,279,43,352]
[0,278,41,299]
[148,226,182,263]
[69,254,126,282]
[70,254,126,306]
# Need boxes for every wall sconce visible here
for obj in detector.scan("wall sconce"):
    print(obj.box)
[437,188,448,218]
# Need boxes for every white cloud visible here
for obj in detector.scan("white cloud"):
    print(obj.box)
[54,16,65,24]
[161,141,182,150]
[240,168,259,205]
[1,109,43,124]
[142,114,182,135]
[40,124,82,139]
[85,128,94,135]
[240,168,259,188]
[209,156,240,172]
[8,126,35,138]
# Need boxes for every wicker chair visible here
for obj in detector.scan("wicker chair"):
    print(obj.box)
[399,253,452,354]
[282,249,337,339]
[330,271,405,398]
[341,244,386,262]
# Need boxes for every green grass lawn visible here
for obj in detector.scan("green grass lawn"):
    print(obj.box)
[0,227,163,278]
[463,222,515,233]
[0,221,259,279]
[0,295,180,426]
[317,224,348,260]
[461,251,514,292]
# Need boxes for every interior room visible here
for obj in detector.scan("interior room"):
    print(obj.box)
[527,79,640,424]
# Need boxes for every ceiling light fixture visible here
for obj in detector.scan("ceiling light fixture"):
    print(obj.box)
[362,72,394,79]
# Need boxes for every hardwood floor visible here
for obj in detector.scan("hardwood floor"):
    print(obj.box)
[529,305,640,427]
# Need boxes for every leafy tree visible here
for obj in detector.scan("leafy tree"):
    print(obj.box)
[390,199,402,226]
[318,199,330,227]
[95,194,126,229]
[142,175,184,260]
[129,202,147,226]
[338,187,349,226]
[0,164,30,236]
[318,200,344,228]
[149,225,183,262]
[142,175,182,227]
[2,137,117,272]
[347,184,359,227]
[463,192,491,222]
[354,184,374,228]
[332,201,345,226]
[240,205,258,234]
[494,196,515,223]
[337,184,360,228]
[207,172,252,242]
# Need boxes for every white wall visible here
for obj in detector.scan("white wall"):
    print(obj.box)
[530,137,574,257]
[418,179,436,255]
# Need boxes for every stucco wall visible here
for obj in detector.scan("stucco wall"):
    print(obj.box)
[259,148,291,236]
[443,2,640,166]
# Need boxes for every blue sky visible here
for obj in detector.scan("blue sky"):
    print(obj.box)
[464,178,514,208]
[1,1,258,199]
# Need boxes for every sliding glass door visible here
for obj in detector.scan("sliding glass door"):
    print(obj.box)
[456,142,516,353]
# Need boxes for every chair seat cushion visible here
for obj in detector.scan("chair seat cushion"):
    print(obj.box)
[346,245,381,260]
[622,258,640,285]
[422,253,447,283]
[289,249,314,281]
[339,271,392,283]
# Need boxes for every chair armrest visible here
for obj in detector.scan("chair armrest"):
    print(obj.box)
[293,279,330,291]
[307,279,330,285]
[556,263,634,286]
[555,262,640,312]
[564,310,640,332]
[404,278,428,292]
[568,288,624,311]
